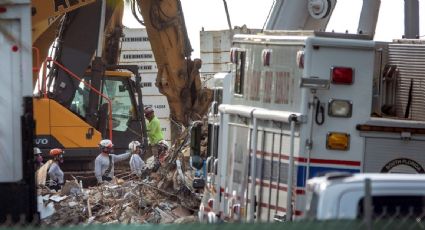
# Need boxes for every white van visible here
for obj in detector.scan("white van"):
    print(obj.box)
[302,173,425,220]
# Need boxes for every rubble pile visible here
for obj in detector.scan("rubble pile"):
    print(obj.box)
[39,128,204,226]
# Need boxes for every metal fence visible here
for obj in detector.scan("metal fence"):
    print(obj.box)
[1,218,424,230]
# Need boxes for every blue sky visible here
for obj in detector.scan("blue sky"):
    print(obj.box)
[122,0,425,58]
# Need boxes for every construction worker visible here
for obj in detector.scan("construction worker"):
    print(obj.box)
[34,147,44,171]
[47,148,65,191]
[128,141,145,176]
[94,139,130,184]
[144,107,165,159]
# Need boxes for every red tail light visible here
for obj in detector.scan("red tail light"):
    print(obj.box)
[331,67,353,84]
[0,7,7,13]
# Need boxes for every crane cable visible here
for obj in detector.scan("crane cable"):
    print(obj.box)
[262,0,276,32]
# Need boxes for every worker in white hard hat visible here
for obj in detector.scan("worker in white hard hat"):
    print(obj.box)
[34,147,44,171]
[94,139,130,184]
[128,140,145,177]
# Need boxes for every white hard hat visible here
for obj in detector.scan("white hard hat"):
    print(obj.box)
[128,140,141,152]
[144,106,154,115]
[34,147,42,155]
[158,140,169,149]
[99,139,114,148]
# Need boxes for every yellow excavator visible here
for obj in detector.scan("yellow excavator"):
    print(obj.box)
[31,0,146,170]
[31,0,212,170]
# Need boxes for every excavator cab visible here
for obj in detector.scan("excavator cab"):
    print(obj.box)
[33,67,147,171]
[72,70,145,148]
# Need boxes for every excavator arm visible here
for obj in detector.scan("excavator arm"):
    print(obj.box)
[31,0,96,43]
[135,0,212,126]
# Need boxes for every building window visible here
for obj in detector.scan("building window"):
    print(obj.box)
[140,65,153,70]
[122,36,149,42]
[123,54,153,59]
[155,105,166,109]
[142,82,152,87]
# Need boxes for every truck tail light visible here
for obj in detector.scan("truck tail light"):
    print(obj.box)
[331,67,353,84]
[0,7,7,13]
[327,132,350,150]
[328,99,352,117]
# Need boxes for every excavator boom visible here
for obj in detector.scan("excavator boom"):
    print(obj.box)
[31,0,96,43]
[136,0,212,125]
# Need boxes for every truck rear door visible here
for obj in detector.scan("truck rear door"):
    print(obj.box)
[0,0,32,183]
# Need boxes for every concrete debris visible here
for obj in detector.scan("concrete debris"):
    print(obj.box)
[60,180,82,196]
[38,196,55,219]
[39,129,203,226]
[49,195,68,202]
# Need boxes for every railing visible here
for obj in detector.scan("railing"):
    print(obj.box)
[40,57,113,141]
[218,104,303,222]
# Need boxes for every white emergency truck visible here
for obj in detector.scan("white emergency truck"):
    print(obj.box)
[303,173,425,220]
[0,0,38,223]
[199,0,425,223]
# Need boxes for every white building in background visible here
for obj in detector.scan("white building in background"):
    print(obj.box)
[118,26,259,142]
[119,27,171,142]
[200,26,260,88]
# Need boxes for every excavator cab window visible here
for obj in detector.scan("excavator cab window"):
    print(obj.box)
[71,80,90,118]
[69,74,134,133]
[100,77,133,132]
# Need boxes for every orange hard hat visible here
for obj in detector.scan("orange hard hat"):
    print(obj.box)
[49,148,64,156]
